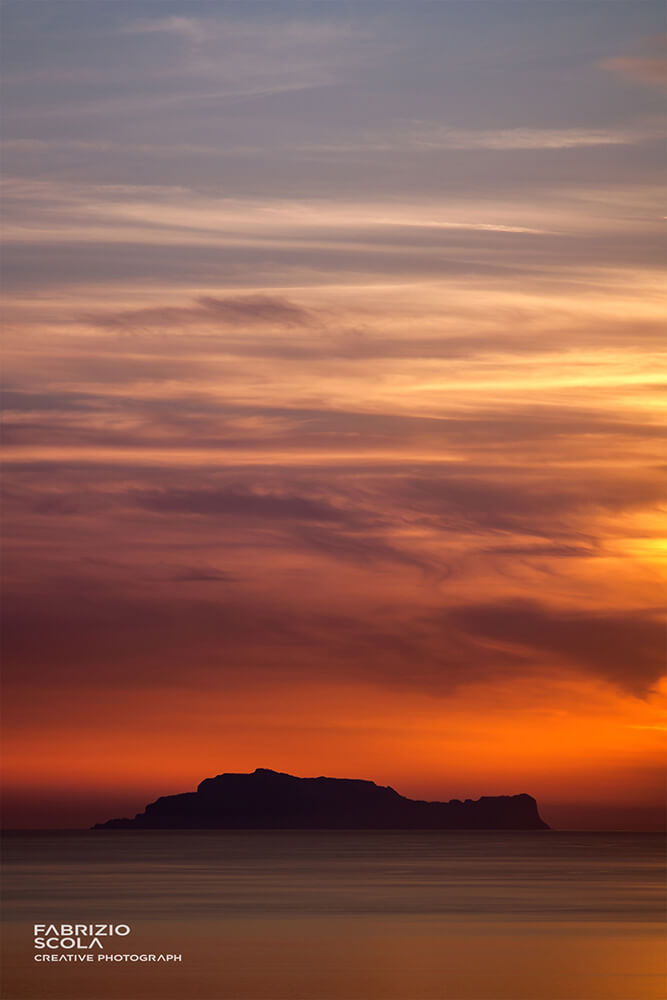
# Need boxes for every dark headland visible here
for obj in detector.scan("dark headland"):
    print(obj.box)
[93,768,550,829]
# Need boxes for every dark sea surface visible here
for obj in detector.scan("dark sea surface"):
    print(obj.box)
[1,831,665,1000]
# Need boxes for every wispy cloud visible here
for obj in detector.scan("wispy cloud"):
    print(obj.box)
[120,12,377,100]
[85,295,312,330]
[601,34,667,88]
[125,15,210,43]
[446,599,665,694]
[304,120,664,153]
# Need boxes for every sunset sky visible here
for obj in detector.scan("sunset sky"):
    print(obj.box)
[1,1,665,830]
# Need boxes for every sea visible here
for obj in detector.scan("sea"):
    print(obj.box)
[1,831,664,1000]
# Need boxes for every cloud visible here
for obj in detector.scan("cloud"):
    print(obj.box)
[132,487,345,523]
[0,575,524,696]
[479,543,596,559]
[393,469,664,537]
[0,586,304,688]
[170,567,237,583]
[295,524,441,575]
[0,390,101,412]
[2,407,663,541]
[600,35,667,88]
[315,121,664,153]
[119,12,374,101]
[7,572,661,700]
[428,124,663,150]
[125,485,436,571]
[84,295,312,330]
[126,15,208,43]
[445,600,665,694]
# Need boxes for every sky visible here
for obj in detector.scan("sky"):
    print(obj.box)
[1,1,665,831]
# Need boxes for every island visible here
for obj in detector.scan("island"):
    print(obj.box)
[93,768,550,829]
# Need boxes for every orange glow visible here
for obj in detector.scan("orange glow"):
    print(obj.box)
[3,673,665,828]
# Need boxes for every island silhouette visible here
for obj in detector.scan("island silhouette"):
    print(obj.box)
[93,768,550,829]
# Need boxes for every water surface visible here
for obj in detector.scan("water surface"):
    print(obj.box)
[1,831,664,999]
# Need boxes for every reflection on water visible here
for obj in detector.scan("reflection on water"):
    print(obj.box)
[1,831,665,999]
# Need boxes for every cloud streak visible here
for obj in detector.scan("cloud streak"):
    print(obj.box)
[446,600,665,694]
[85,294,313,330]
[601,35,667,88]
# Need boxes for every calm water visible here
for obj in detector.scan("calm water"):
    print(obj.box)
[1,831,664,1000]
